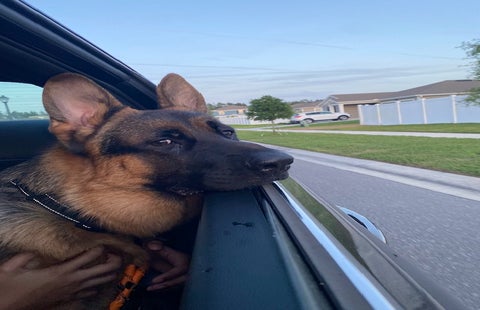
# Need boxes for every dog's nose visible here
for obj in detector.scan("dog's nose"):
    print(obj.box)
[246,151,293,174]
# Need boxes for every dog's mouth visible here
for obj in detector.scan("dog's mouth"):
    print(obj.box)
[168,186,204,196]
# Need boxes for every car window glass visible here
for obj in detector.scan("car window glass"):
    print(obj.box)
[0,82,46,121]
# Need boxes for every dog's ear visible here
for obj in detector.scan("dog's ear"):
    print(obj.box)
[42,73,124,151]
[156,73,207,113]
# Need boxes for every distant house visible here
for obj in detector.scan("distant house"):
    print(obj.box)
[321,92,393,119]
[290,100,323,113]
[210,80,480,124]
[320,80,480,119]
[210,105,247,117]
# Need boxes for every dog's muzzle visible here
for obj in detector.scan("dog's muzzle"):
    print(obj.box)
[245,150,293,177]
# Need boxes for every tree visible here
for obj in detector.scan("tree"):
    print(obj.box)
[461,38,480,104]
[246,95,294,132]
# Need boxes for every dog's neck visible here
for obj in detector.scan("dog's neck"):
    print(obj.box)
[10,179,107,233]
[6,146,199,237]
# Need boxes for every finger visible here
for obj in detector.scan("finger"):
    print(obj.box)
[146,240,164,251]
[147,275,187,291]
[77,272,118,291]
[150,259,173,273]
[0,253,36,271]
[150,244,189,266]
[150,266,189,284]
[55,246,104,272]
[73,290,98,300]
[71,254,122,281]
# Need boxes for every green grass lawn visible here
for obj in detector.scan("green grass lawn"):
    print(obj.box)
[234,121,480,133]
[302,121,480,133]
[237,130,480,177]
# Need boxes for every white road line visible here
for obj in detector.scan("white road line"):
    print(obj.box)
[292,154,480,202]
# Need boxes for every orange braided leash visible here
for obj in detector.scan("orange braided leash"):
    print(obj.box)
[109,264,148,310]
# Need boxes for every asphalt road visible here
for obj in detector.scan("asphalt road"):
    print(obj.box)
[269,145,480,310]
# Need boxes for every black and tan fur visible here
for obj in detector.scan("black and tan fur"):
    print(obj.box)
[0,73,293,309]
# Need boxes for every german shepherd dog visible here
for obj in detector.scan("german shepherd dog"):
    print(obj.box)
[0,73,293,309]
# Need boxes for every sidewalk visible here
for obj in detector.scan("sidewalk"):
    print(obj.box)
[280,129,480,139]
[240,127,480,139]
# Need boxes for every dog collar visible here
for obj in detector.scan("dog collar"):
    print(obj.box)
[9,179,107,233]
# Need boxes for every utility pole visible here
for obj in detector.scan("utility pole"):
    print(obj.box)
[0,95,12,119]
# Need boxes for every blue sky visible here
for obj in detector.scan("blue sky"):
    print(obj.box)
[26,0,480,104]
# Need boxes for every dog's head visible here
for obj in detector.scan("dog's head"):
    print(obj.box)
[42,73,293,195]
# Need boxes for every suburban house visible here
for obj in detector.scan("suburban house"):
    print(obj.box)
[321,92,394,119]
[319,80,480,119]
[210,105,247,117]
[290,100,323,113]
[210,80,480,125]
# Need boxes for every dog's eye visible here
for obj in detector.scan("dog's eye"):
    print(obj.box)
[150,139,172,146]
[222,130,235,139]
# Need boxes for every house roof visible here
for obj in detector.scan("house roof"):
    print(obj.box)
[391,80,480,99]
[290,100,323,108]
[325,80,480,105]
[329,92,394,103]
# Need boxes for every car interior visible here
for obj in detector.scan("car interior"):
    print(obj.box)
[0,1,467,309]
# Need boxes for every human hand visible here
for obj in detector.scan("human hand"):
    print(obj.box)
[0,247,122,310]
[145,241,190,291]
